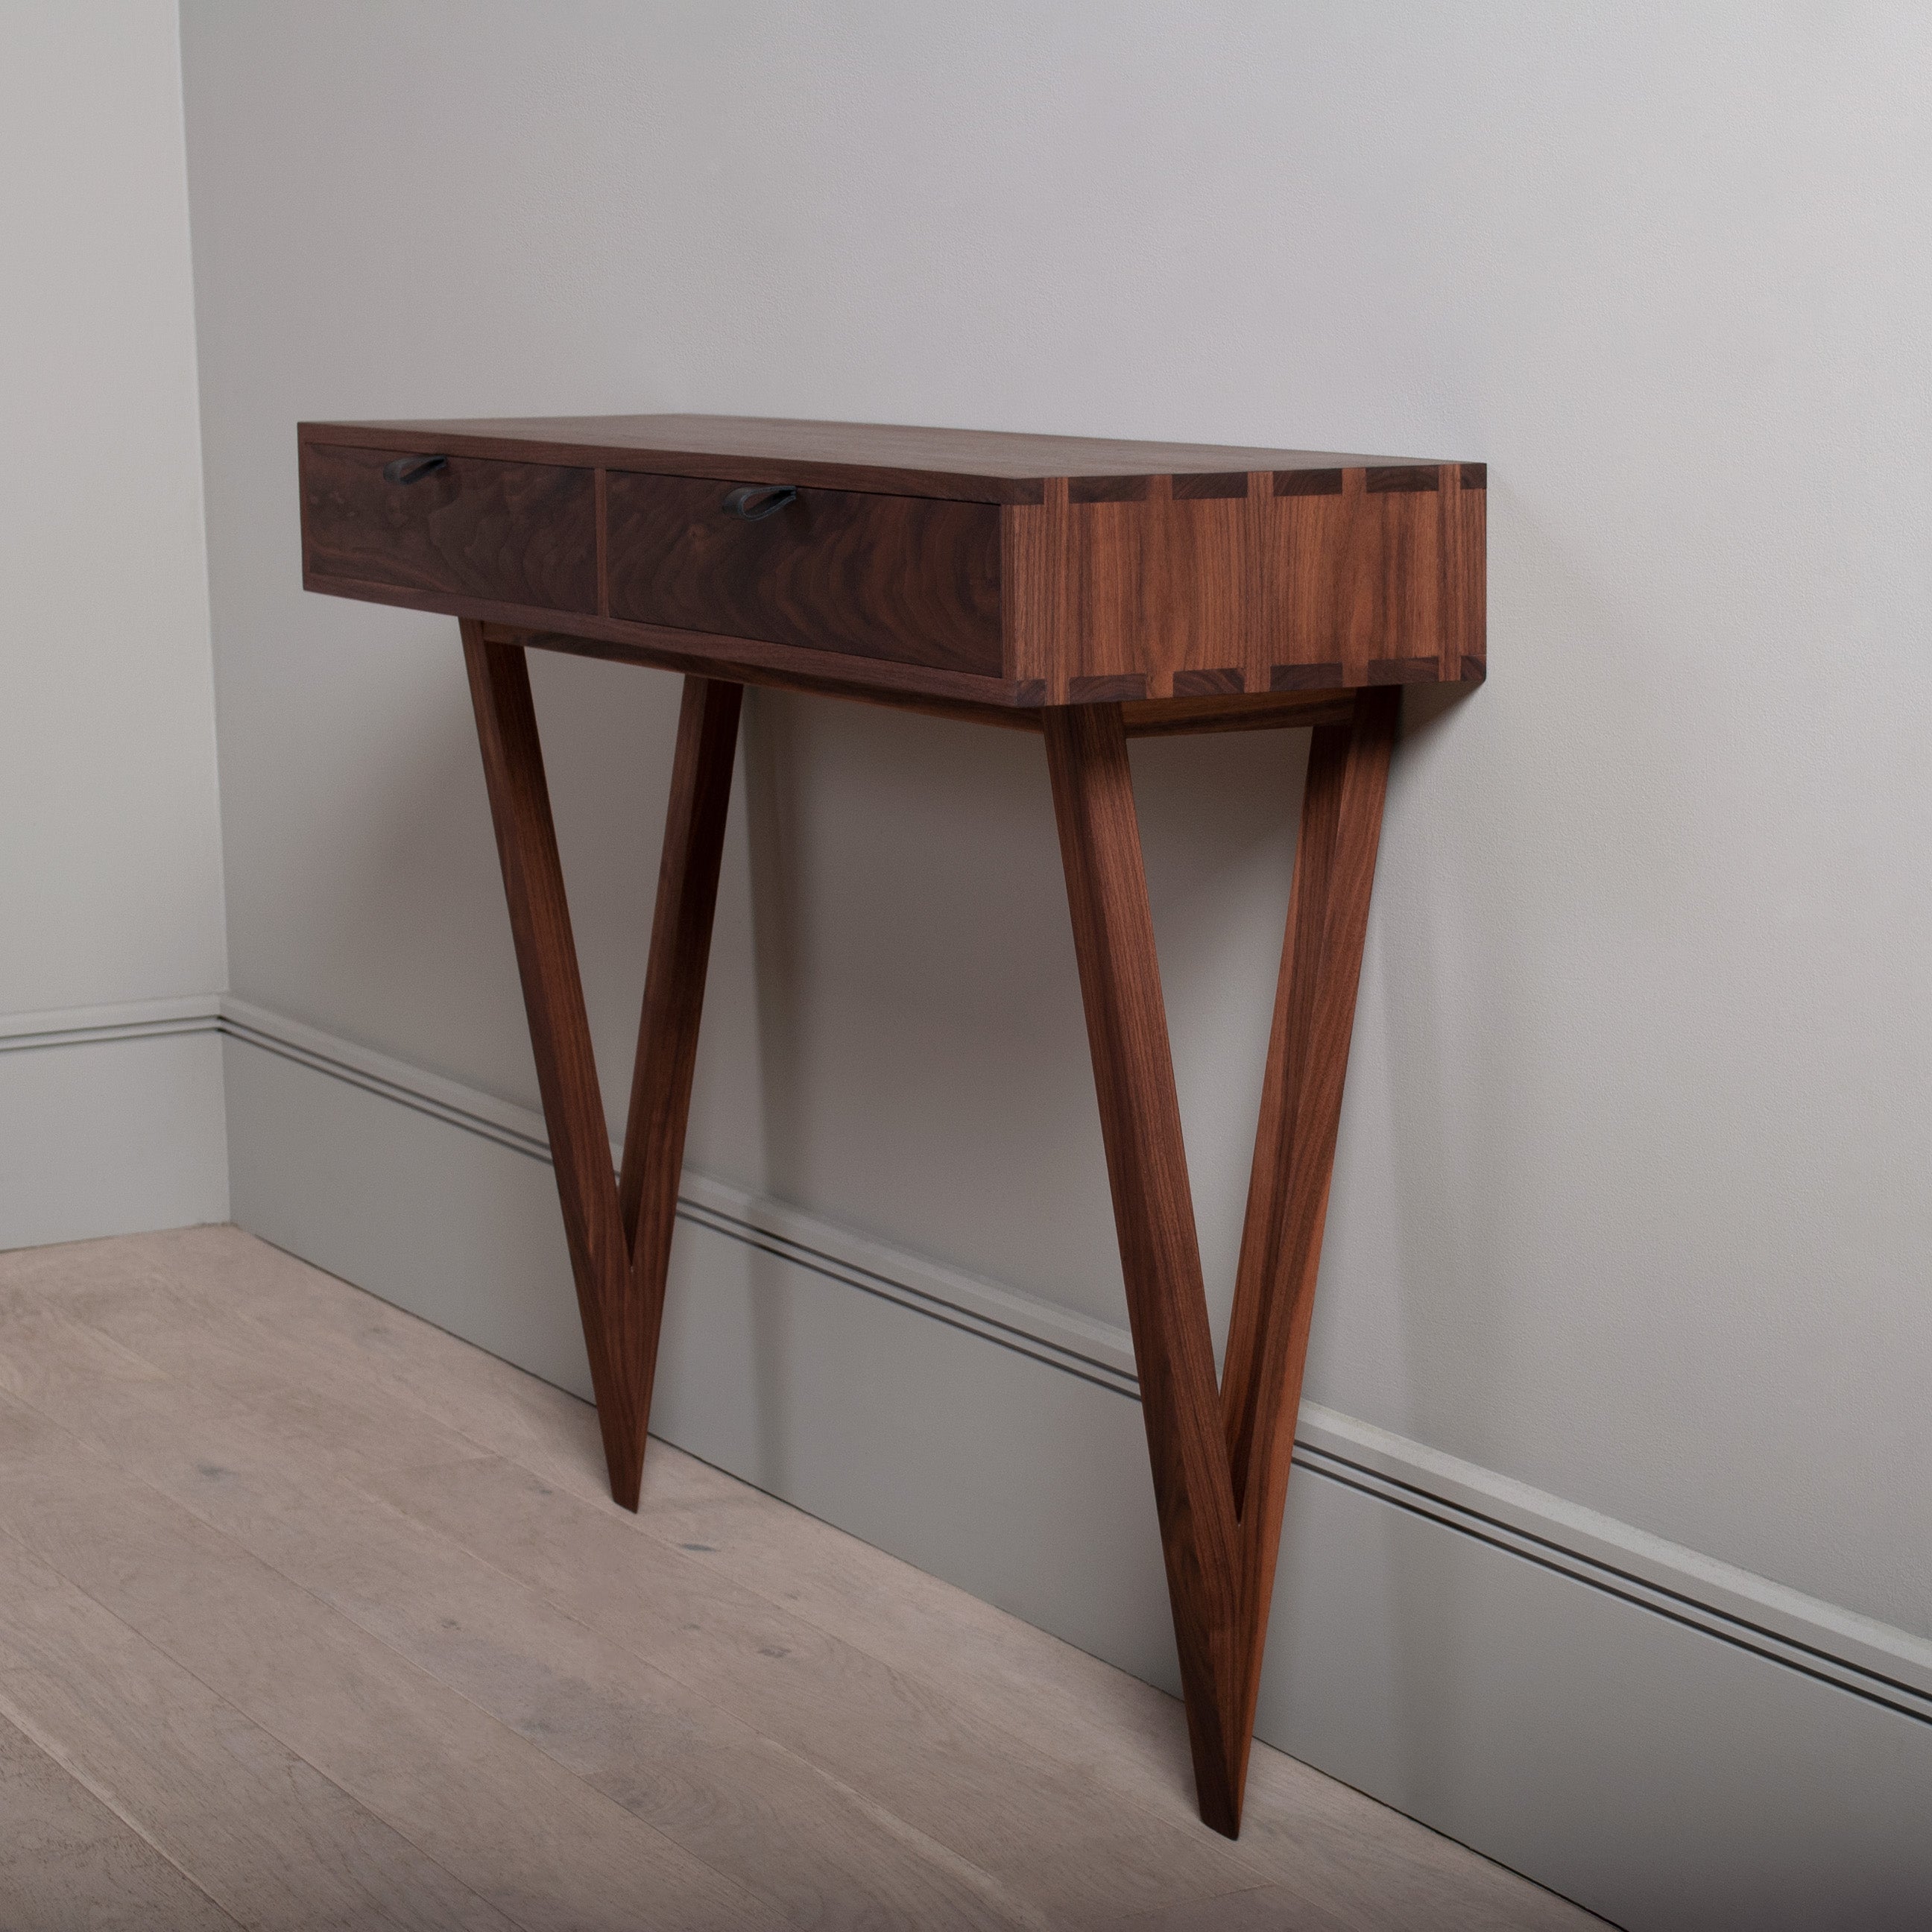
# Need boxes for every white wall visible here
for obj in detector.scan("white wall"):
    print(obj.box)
[176,4,1932,1917]
[0,1,227,1243]
[183,0,1932,1640]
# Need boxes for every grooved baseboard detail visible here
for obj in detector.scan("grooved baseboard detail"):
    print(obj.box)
[0,997,229,1251]
[14,993,1932,1922]
[204,992,1932,1727]
[0,994,224,1052]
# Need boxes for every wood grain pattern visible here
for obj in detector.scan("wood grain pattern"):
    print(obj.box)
[1006,464,1482,701]
[461,625,647,1507]
[1121,690,1356,738]
[1271,662,1348,692]
[0,1709,242,1931]
[1046,692,1396,1837]
[615,675,742,1492]
[303,443,597,613]
[0,1277,1251,1928]
[0,1227,1597,1929]
[0,1401,772,1932]
[1219,689,1398,1781]
[465,636,745,1517]
[1443,462,1487,681]
[490,634,1348,738]
[604,471,1002,675]
[0,1510,516,1931]
[378,1455,1259,1925]
[597,1448,1593,1931]
[0,1335,1023,1931]
[999,477,1064,689]
[1064,475,1250,699]
[1044,703,1247,1834]
[502,627,1042,733]
[1267,468,1453,684]
[457,624,1398,1834]
[1070,672,1150,701]
[1171,669,1246,697]
[302,420,1485,707]
[301,414,1445,505]
[593,465,610,616]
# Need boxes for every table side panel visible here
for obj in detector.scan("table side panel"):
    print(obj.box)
[1070,482,1251,699]
[301,443,599,615]
[604,472,1003,678]
[1445,464,1488,682]
[1002,464,1486,701]
[1272,470,1445,688]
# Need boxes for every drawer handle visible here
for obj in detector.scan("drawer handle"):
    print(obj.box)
[382,454,449,485]
[723,484,798,522]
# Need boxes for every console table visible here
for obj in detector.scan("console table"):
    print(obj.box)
[298,414,1486,1836]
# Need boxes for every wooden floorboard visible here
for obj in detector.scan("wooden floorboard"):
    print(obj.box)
[0,1526,514,1932]
[0,1706,242,1931]
[0,1381,1034,1927]
[0,1225,1604,1930]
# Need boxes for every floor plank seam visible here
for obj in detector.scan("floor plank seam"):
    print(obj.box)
[0,1695,250,1929]
[21,1243,1259,1879]
[0,1228,1606,1928]
[14,1246,1481,1908]
[0,1425,695,1932]
[0,1314,1035,1926]
[0,1520,532,1932]
[347,1452,1146,1904]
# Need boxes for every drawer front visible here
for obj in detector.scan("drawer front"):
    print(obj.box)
[303,445,598,614]
[604,472,1003,676]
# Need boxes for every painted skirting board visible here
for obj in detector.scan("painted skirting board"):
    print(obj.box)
[215,995,1932,1931]
[0,999,228,1251]
[4,994,1925,1922]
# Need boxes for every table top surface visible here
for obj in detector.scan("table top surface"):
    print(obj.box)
[301,413,1460,505]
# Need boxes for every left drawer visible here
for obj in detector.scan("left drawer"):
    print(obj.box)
[300,444,599,615]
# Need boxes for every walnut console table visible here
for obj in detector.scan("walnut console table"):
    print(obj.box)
[298,414,1486,1837]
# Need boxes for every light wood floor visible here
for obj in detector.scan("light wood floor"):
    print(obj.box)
[0,1228,1601,1931]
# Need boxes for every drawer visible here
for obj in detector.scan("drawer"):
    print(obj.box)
[604,471,1003,677]
[302,444,599,615]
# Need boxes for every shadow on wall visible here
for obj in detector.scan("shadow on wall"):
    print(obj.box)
[1363,484,1703,1803]
[734,682,1336,1349]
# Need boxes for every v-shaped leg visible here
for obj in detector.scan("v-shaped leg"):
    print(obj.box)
[465,618,1392,1831]
[1044,689,1397,1837]
[461,622,742,1509]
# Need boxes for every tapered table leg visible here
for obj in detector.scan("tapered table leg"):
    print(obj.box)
[1219,686,1398,1784]
[1045,701,1248,1833]
[616,675,743,1485]
[461,621,741,1510]
[1046,689,1395,1836]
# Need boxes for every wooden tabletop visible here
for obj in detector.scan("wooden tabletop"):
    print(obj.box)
[300,414,1485,709]
[300,413,1468,506]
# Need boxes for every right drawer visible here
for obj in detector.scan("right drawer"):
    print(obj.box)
[604,471,1004,678]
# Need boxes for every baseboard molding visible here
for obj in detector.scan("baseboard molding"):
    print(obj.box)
[0,997,229,1251]
[210,995,1932,1927]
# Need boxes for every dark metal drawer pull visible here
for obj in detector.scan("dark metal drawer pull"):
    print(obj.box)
[723,484,798,522]
[382,454,449,485]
